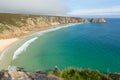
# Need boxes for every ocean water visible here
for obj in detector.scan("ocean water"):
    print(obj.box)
[1,19,120,73]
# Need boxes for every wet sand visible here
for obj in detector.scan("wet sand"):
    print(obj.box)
[0,38,19,56]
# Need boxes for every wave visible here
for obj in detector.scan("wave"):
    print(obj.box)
[12,23,82,60]
[13,37,38,60]
[36,23,82,36]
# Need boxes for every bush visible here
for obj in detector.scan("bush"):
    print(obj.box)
[53,67,112,80]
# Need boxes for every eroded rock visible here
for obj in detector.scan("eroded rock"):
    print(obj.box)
[90,18,106,23]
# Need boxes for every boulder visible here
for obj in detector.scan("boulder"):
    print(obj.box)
[109,73,120,80]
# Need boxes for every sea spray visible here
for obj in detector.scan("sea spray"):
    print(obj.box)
[13,37,38,60]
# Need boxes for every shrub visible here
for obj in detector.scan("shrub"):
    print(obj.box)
[53,67,112,80]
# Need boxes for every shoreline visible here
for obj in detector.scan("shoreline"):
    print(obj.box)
[12,23,82,60]
[0,23,81,61]
[0,38,19,56]
[0,25,56,57]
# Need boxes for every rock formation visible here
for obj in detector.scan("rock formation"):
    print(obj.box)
[0,13,90,38]
[0,13,108,39]
[90,18,106,23]
[0,68,119,80]
[109,73,120,80]
[0,70,59,80]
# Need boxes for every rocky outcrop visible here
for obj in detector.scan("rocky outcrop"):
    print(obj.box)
[109,73,120,80]
[90,18,106,23]
[0,13,89,29]
[0,13,90,39]
[1,69,119,80]
[0,70,59,80]
[0,67,119,80]
[0,13,108,39]
[79,18,89,23]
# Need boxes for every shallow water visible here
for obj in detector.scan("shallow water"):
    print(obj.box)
[1,19,120,73]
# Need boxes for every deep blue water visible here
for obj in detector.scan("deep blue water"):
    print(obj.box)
[3,18,120,73]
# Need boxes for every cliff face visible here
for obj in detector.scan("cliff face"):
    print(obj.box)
[0,13,89,38]
[0,13,89,32]
[0,13,107,39]
[90,18,106,23]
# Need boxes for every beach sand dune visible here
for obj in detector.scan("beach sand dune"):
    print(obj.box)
[0,38,19,56]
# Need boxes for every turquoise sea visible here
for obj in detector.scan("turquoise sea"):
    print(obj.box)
[0,19,120,73]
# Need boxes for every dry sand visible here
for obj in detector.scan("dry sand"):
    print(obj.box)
[0,38,19,56]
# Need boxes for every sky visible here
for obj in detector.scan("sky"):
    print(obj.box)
[0,0,120,18]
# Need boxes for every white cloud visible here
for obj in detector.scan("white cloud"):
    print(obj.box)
[0,0,69,15]
[68,5,120,16]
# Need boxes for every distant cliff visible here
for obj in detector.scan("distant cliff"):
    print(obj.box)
[0,13,107,39]
[0,13,89,38]
[90,18,106,23]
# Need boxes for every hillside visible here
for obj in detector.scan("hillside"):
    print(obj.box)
[0,67,119,80]
[0,13,89,38]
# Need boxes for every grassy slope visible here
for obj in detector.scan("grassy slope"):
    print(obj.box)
[0,67,116,80]
[51,67,113,80]
[0,13,86,38]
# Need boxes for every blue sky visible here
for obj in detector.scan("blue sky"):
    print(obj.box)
[63,0,120,17]
[0,0,120,17]
[63,0,120,10]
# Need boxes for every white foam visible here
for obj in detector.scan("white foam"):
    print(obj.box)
[8,65,16,71]
[8,65,17,71]
[36,23,82,36]
[12,23,82,60]
[13,37,38,60]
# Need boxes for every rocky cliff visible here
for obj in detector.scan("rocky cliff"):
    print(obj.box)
[0,70,59,80]
[0,67,119,80]
[0,13,107,39]
[0,13,89,38]
[90,18,106,23]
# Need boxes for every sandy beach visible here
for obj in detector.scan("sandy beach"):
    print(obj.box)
[0,38,19,56]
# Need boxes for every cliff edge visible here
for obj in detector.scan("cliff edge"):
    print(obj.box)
[0,13,89,38]
[90,18,106,23]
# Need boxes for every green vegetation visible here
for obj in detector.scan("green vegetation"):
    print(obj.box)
[52,67,113,80]
[0,25,10,33]
[0,13,28,33]
[0,13,88,33]
[0,13,89,38]
[0,67,118,80]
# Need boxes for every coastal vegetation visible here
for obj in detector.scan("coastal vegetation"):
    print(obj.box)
[51,67,113,80]
[0,13,112,80]
[0,67,119,80]
[0,13,89,39]
[0,13,106,39]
